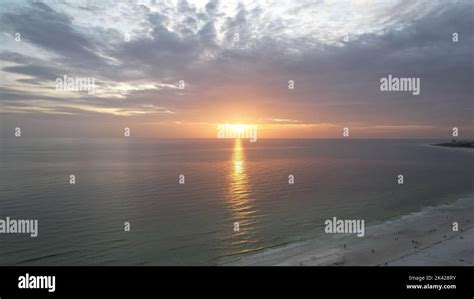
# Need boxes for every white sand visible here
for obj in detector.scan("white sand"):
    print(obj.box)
[228,196,474,266]
[387,227,474,266]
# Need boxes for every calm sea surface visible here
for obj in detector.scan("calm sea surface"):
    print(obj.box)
[0,138,473,265]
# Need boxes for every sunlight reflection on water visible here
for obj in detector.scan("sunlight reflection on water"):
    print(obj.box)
[224,139,261,254]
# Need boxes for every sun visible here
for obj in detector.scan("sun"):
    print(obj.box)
[229,124,248,135]
[217,123,257,141]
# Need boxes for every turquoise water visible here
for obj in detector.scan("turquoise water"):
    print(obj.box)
[0,138,473,265]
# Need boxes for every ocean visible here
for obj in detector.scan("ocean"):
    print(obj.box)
[0,138,473,265]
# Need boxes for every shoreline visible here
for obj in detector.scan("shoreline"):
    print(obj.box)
[425,143,474,153]
[228,195,474,266]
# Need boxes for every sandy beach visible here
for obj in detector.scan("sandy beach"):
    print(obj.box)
[228,195,474,266]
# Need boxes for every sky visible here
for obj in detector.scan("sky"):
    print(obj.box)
[0,0,472,138]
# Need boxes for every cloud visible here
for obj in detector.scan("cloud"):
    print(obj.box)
[0,0,472,137]
[0,2,104,65]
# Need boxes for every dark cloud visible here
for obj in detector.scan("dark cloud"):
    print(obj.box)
[0,2,104,66]
[3,64,61,81]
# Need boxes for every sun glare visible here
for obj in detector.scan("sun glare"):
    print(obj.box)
[217,123,258,142]
[228,124,248,135]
